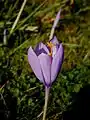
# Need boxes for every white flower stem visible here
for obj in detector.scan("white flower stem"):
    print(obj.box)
[49,27,55,40]
[43,86,50,120]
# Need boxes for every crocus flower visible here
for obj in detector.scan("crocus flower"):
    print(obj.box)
[28,9,64,120]
[28,36,64,87]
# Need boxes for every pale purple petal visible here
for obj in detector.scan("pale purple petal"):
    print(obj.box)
[38,53,51,86]
[51,43,64,82]
[52,45,59,58]
[52,9,61,29]
[35,42,49,56]
[28,47,44,83]
[50,36,59,57]
[50,36,59,45]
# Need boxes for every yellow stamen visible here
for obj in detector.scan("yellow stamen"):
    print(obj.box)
[47,42,55,56]
[47,42,54,48]
[48,52,52,56]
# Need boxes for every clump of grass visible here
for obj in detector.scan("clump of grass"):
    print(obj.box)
[0,0,90,120]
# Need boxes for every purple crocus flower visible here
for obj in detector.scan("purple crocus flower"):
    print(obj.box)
[28,36,64,87]
[28,9,64,120]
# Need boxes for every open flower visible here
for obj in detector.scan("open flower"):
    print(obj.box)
[28,36,64,87]
[28,9,64,120]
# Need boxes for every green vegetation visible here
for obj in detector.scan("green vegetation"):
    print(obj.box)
[0,0,90,120]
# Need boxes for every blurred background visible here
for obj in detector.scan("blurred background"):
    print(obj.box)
[0,0,90,120]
